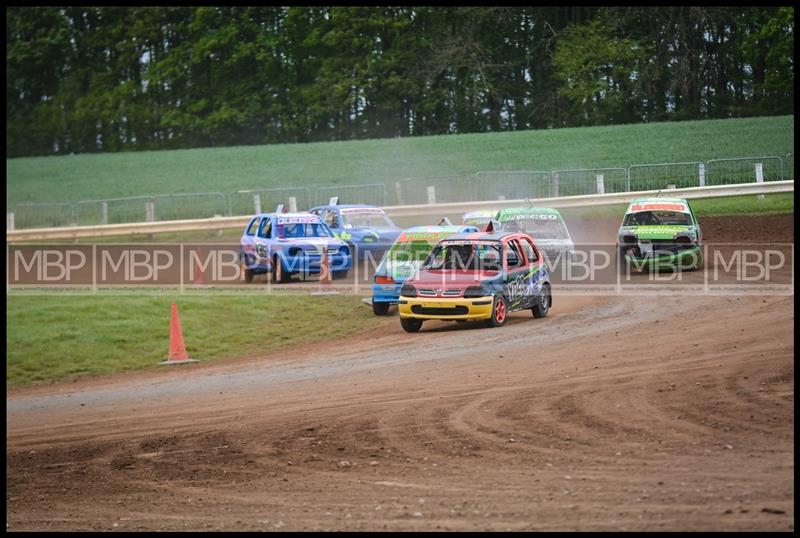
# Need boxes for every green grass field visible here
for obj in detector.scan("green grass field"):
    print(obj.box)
[7,115,794,205]
[6,294,386,387]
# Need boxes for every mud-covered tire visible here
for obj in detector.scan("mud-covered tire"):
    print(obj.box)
[400,317,423,333]
[685,249,704,272]
[272,255,290,283]
[695,251,704,271]
[372,301,390,316]
[618,246,629,275]
[532,283,551,318]
[484,294,509,328]
[244,268,254,283]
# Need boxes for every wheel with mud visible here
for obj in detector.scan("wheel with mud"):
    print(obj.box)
[618,246,629,275]
[685,249,704,271]
[532,283,551,318]
[400,317,423,333]
[372,301,390,316]
[484,294,509,328]
[272,255,290,283]
[695,250,704,271]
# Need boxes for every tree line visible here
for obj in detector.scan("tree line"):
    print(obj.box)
[6,6,794,157]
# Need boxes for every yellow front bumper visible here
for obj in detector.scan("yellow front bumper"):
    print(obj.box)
[398,295,494,320]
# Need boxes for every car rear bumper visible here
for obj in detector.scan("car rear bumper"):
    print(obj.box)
[398,296,494,320]
[372,283,403,304]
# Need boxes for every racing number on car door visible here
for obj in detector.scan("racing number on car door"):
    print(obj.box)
[504,239,531,309]
[520,236,544,308]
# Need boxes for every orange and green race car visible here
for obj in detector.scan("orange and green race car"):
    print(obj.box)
[617,197,704,272]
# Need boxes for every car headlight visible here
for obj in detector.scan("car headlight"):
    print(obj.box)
[463,286,485,298]
[400,284,416,297]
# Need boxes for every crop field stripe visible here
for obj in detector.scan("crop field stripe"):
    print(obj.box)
[7,115,794,206]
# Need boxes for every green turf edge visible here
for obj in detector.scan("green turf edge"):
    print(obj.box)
[6,294,388,388]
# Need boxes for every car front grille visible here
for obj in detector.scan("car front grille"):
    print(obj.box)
[308,248,339,255]
[416,288,462,297]
[411,305,469,316]
[635,240,697,254]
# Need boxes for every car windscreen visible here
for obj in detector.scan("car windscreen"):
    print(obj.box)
[464,216,491,225]
[623,210,691,226]
[499,216,568,239]
[385,240,439,263]
[275,222,332,239]
[422,242,502,271]
[340,210,395,229]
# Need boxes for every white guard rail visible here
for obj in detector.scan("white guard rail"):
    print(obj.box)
[6,180,794,242]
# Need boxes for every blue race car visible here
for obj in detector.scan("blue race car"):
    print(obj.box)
[309,204,402,261]
[239,212,351,283]
[370,224,479,315]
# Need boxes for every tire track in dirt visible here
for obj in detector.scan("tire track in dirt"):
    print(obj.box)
[7,295,794,531]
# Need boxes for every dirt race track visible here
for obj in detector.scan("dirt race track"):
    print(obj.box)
[6,214,795,531]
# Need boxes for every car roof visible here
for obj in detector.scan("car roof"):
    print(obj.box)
[312,204,380,210]
[496,206,563,217]
[625,198,692,214]
[463,210,497,218]
[498,206,561,215]
[440,231,518,242]
[629,197,689,204]
[253,212,320,219]
[402,225,476,234]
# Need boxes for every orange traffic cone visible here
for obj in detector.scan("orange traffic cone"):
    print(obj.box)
[319,250,332,285]
[161,303,199,365]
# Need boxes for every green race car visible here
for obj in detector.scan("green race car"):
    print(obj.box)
[617,197,704,272]
[494,206,575,264]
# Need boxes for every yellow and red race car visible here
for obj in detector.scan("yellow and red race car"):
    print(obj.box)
[398,231,552,332]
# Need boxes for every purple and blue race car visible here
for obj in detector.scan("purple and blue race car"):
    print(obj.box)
[309,204,402,261]
[239,212,351,282]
